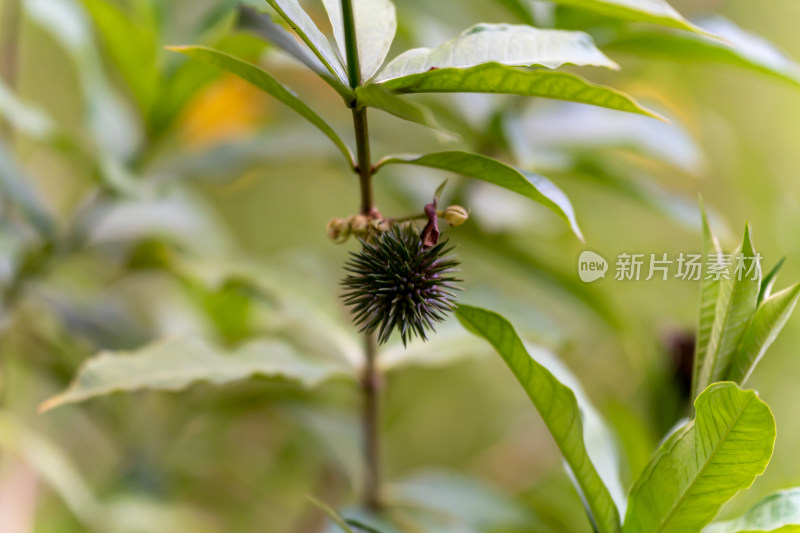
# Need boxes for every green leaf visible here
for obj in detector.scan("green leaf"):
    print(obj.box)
[705,488,800,533]
[378,64,662,119]
[38,337,352,413]
[0,143,56,241]
[607,16,800,90]
[758,258,785,306]
[691,203,722,399]
[236,5,352,99]
[81,0,159,115]
[377,151,583,240]
[376,23,618,82]
[696,224,761,394]
[727,283,800,385]
[623,382,776,533]
[455,305,621,533]
[263,0,348,83]
[547,0,704,34]
[166,46,355,169]
[0,79,56,139]
[321,0,397,81]
[354,84,456,139]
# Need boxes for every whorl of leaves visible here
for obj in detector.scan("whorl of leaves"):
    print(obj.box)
[341,224,461,345]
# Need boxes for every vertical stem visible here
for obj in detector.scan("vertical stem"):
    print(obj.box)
[340,0,382,511]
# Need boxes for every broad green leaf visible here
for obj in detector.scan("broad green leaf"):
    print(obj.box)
[377,64,662,119]
[455,305,621,533]
[166,46,355,168]
[354,84,456,140]
[0,143,56,241]
[0,79,55,139]
[727,283,800,385]
[548,0,704,34]
[38,337,352,412]
[264,0,348,83]
[758,258,785,306]
[691,203,722,399]
[623,382,776,533]
[705,489,800,533]
[236,5,352,99]
[696,225,761,393]
[607,16,800,89]
[377,151,582,240]
[321,0,397,81]
[376,23,618,82]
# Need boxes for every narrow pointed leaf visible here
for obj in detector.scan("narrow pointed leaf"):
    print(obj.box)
[623,382,776,533]
[378,64,662,119]
[166,46,355,168]
[696,224,761,393]
[0,79,56,139]
[376,23,617,82]
[548,0,705,34]
[377,151,582,240]
[263,0,348,83]
[0,143,56,241]
[38,337,352,413]
[607,16,800,90]
[704,488,800,533]
[237,5,352,99]
[691,203,722,399]
[758,258,785,306]
[727,283,800,385]
[455,305,621,533]
[321,0,397,81]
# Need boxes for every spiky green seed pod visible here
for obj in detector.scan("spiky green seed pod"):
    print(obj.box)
[341,224,461,346]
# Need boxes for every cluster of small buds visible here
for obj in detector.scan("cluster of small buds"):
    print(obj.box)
[326,205,469,243]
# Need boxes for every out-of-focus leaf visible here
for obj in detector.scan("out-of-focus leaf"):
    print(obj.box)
[0,413,102,528]
[379,325,491,372]
[321,0,396,81]
[376,23,618,82]
[0,80,55,139]
[696,225,761,394]
[82,0,159,115]
[607,16,800,89]
[508,103,700,172]
[387,471,529,531]
[263,0,348,83]
[691,203,722,399]
[25,0,142,160]
[377,151,583,240]
[167,46,355,168]
[308,496,356,533]
[455,305,621,533]
[548,0,704,33]
[704,488,800,533]
[623,382,775,533]
[38,337,353,412]
[377,64,661,119]
[758,258,785,306]
[727,283,800,385]
[0,143,56,241]
[354,84,455,140]
[236,5,352,99]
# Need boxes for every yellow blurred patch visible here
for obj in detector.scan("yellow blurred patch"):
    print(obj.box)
[178,74,270,149]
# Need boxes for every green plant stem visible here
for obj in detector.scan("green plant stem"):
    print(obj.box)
[341,0,382,511]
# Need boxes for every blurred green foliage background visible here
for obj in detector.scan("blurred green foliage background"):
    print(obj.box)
[2,0,800,531]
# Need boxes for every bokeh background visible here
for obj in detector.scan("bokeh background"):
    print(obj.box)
[2,0,800,531]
